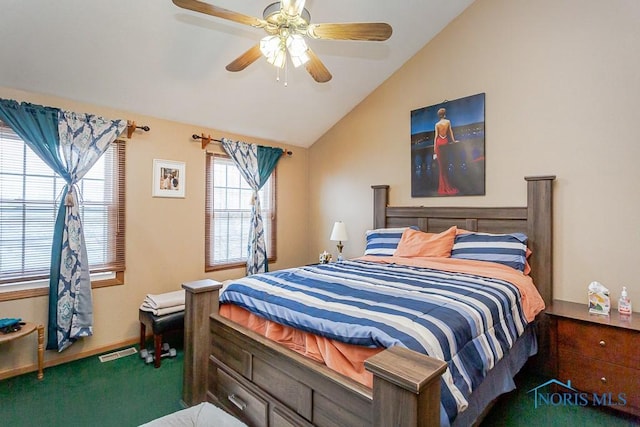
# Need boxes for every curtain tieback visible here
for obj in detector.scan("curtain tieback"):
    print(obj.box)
[64,184,81,207]
[64,191,74,207]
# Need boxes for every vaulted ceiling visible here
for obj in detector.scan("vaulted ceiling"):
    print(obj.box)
[0,0,475,147]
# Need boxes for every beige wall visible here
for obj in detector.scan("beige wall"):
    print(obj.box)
[309,0,640,307]
[0,86,309,376]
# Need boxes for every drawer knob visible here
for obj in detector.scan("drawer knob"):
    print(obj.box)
[228,394,247,411]
[599,340,606,347]
[600,377,607,384]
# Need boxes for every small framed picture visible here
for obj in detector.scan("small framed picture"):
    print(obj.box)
[152,159,185,198]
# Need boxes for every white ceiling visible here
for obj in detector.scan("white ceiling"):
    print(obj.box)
[0,0,474,148]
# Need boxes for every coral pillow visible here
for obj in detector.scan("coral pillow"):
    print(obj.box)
[393,226,457,258]
[524,247,532,275]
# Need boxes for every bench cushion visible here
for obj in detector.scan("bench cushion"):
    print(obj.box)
[139,309,184,335]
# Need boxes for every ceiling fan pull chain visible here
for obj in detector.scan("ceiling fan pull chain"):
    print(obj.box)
[284,59,289,87]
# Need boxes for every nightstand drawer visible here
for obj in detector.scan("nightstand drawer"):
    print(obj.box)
[557,319,639,368]
[559,351,640,411]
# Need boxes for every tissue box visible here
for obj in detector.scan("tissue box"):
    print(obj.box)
[588,281,610,315]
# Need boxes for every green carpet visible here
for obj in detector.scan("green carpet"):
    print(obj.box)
[2,347,638,427]
[0,346,183,427]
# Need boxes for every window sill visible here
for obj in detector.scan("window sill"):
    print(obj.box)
[206,257,277,272]
[0,271,124,302]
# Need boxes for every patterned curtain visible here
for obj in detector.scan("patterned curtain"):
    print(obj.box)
[54,111,126,350]
[220,139,282,275]
[0,99,126,351]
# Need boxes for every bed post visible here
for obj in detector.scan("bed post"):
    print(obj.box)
[525,175,555,377]
[525,175,555,305]
[372,185,389,229]
[181,279,222,407]
[365,346,448,427]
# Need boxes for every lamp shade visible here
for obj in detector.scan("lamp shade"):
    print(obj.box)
[330,221,348,242]
[260,35,287,68]
[286,34,310,68]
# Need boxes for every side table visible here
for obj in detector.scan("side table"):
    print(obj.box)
[546,300,639,417]
[0,322,44,380]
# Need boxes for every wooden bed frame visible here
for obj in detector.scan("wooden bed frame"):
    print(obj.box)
[182,175,555,427]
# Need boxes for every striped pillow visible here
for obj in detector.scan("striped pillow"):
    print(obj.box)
[364,227,418,256]
[451,232,528,272]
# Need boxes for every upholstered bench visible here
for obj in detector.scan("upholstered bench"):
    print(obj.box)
[138,309,184,368]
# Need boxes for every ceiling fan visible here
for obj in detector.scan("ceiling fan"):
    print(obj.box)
[172,0,393,83]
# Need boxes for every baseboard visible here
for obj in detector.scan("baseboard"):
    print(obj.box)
[0,336,140,381]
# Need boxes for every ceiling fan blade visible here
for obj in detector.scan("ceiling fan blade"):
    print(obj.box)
[226,44,263,72]
[307,23,392,41]
[305,48,332,83]
[172,0,265,28]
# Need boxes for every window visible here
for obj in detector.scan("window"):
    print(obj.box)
[0,123,125,300]
[205,153,276,271]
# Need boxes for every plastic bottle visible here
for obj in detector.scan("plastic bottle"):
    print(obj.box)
[618,286,632,315]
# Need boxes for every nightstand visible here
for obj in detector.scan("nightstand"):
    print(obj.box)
[546,300,639,417]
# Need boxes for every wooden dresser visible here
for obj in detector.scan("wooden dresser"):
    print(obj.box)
[546,300,640,417]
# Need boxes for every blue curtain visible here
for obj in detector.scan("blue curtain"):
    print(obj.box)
[257,145,283,188]
[0,100,68,177]
[0,100,65,350]
[0,99,126,351]
[221,139,283,275]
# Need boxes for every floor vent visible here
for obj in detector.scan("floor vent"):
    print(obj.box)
[98,347,138,363]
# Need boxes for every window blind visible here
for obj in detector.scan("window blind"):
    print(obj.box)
[205,152,276,271]
[0,123,125,285]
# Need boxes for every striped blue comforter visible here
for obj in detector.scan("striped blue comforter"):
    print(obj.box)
[219,259,529,423]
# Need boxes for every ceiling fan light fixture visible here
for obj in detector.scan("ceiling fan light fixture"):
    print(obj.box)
[260,35,286,68]
[289,51,309,68]
[286,34,309,67]
[260,35,280,56]
[272,49,287,68]
[171,0,391,83]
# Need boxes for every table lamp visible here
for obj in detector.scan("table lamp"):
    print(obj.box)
[330,221,348,261]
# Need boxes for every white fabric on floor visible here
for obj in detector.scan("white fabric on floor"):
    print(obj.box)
[139,402,247,427]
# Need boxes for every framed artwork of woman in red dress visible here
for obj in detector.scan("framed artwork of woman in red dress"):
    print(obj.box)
[410,93,485,197]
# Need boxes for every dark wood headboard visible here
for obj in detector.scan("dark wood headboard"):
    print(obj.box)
[372,175,555,305]
[372,175,555,376]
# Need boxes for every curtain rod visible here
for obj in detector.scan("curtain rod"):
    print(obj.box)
[191,133,293,156]
[114,120,151,143]
[126,120,150,138]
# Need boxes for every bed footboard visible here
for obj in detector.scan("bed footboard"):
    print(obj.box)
[182,278,222,407]
[182,281,447,427]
